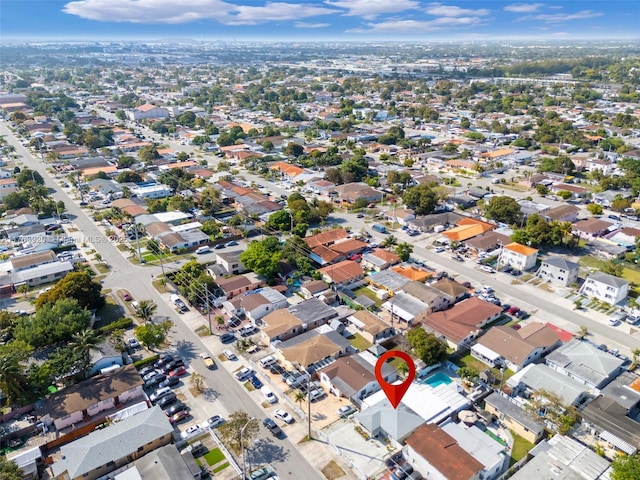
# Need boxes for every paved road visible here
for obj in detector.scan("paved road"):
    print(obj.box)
[0,123,323,480]
[333,211,640,354]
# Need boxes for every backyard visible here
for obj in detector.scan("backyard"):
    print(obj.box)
[510,432,534,465]
[351,286,383,308]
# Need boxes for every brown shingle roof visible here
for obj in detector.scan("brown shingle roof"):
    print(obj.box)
[318,260,364,283]
[217,275,252,293]
[573,217,614,234]
[405,424,483,480]
[544,204,580,221]
[350,310,389,335]
[281,334,343,367]
[262,310,303,338]
[430,278,470,298]
[478,323,560,365]
[319,356,375,392]
[371,248,401,264]
[303,229,350,249]
[11,250,56,271]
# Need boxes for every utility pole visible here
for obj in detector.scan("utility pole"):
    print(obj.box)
[135,223,143,263]
[205,283,212,334]
[307,373,312,440]
[240,417,255,480]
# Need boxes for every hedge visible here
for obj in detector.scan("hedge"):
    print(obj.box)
[133,355,159,370]
[98,317,134,335]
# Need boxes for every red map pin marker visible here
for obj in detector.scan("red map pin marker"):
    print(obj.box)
[375,350,415,409]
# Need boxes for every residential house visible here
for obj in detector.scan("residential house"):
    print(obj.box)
[303,228,349,249]
[572,217,614,239]
[217,273,264,300]
[360,248,401,272]
[430,278,471,303]
[407,211,463,233]
[382,292,429,324]
[419,297,503,351]
[117,444,202,480]
[367,268,410,294]
[11,260,74,288]
[223,287,288,323]
[471,323,561,372]
[440,421,510,480]
[356,403,426,445]
[400,281,453,313]
[442,217,495,243]
[392,264,432,282]
[333,183,381,204]
[464,231,511,254]
[347,310,394,344]
[216,250,245,275]
[88,340,124,376]
[404,424,484,480]
[384,208,416,226]
[543,204,581,223]
[9,250,57,272]
[578,271,629,305]
[37,365,144,431]
[299,279,331,299]
[0,177,18,200]
[509,435,612,480]
[318,354,397,405]
[545,339,625,390]
[6,447,44,480]
[593,189,633,208]
[606,227,640,248]
[536,256,580,287]
[318,260,364,287]
[550,183,587,199]
[157,229,208,253]
[498,242,538,271]
[484,393,545,444]
[277,327,351,371]
[261,309,304,344]
[507,363,587,407]
[50,407,173,480]
[287,297,339,331]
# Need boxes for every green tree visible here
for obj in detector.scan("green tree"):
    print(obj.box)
[536,184,550,196]
[36,271,104,310]
[406,328,448,366]
[285,142,304,157]
[14,298,91,348]
[146,238,161,256]
[611,453,640,480]
[381,234,398,248]
[69,329,102,377]
[601,259,624,277]
[134,323,165,349]
[395,242,413,262]
[586,203,604,215]
[266,209,293,232]
[486,196,523,225]
[0,350,27,406]
[239,237,282,281]
[134,299,157,323]
[16,168,44,187]
[402,184,438,215]
[0,457,25,479]
[138,145,160,163]
[557,190,573,200]
[17,284,29,297]
[217,411,260,452]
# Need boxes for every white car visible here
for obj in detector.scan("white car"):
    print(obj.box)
[180,424,203,439]
[274,409,294,424]
[239,325,257,336]
[308,389,325,402]
[480,266,495,273]
[223,349,237,360]
[127,338,140,349]
[201,415,224,429]
[235,367,253,381]
[608,317,621,326]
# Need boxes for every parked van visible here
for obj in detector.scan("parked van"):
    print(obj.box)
[259,355,277,368]
[195,245,210,254]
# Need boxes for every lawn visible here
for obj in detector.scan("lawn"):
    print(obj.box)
[454,354,515,384]
[510,432,534,465]
[212,462,229,473]
[321,460,346,480]
[94,296,124,329]
[352,286,382,307]
[95,263,110,274]
[203,447,225,466]
[347,333,372,351]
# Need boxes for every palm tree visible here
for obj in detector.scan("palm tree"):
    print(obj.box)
[190,372,206,393]
[381,234,398,248]
[0,353,26,406]
[17,284,29,297]
[134,300,157,323]
[632,348,640,366]
[70,329,102,377]
[157,277,167,292]
[576,325,589,340]
[294,391,306,407]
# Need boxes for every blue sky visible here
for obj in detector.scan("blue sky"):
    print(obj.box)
[1,1,637,41]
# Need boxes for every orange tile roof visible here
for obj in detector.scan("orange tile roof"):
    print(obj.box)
[303,229,349,249]
[270,161,304,177]
[480,148,515,159]
[629,377,640,393]
[442,224,486,242]
[82,165,118,177]
[392,265,431,282]
[318,260,364,283]
[503,242,538,256]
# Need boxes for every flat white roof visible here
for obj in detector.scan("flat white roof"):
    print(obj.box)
[153,211,192,223]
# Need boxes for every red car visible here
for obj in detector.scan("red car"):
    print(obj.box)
[507,306,520,315]
[169,410,189,424]
[168,366,187,377]
[120,291,132,301]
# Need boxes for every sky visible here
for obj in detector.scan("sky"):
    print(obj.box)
[1,1,638,41]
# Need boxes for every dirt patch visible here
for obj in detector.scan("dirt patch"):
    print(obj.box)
[321,460,346,480]
[189,387,202,398]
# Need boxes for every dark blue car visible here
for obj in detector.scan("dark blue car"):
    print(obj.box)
[249,375,263,389]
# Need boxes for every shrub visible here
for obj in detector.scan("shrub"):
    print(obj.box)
[133,354,159,369]
[98,317,134,335]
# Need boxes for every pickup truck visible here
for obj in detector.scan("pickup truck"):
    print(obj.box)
[199,352,215,369]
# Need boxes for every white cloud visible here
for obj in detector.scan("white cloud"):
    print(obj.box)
[63,0,336,25]
[226,2,336,25]
[526,9,603,23]
[503,3,543,13]
[294,22,330,28]
[352,15,485,33]
[325,0,419,20]
[425,3,489,17]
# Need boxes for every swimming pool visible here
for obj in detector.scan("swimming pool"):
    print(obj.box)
[424,371,453,388]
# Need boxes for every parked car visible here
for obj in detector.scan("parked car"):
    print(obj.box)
[259,355,277,368]
[181,424,203,439]
[138,366,155,378]
[159,376,180,389]
[249,375,263,389]
[156,393,178,409]
[510,269,522,277]
[127,338,140,349]
[480,266,495,273]
[120,291,132,301]
[235,367,253,381]
[201,415,225,429]
[391,464,415,480]
[227,317,241,328]
[451,254,464,262]
[507,306,520,315]
[226,240,239,247]
[309,389,326,402]
[269,364,286,375]
[239,325,257,336]
[165,402,189,417]
[263,417,284,437]
[274,409,294,424]
[168,366,187,377]
[169,410,190,424]
[223,349,237,360]
[261,386,277,404]
[149,387,172,403]
[143,374,166,389]
[249,467,275,480]
[514,310,529,319]
[219,333,236,343]
[154,354,174,369]
[337,405,357,418]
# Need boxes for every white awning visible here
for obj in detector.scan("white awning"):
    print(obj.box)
[599,430,637,455]
[471,343,501,361]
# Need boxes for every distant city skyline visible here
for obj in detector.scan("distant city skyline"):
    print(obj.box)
[1,1,638,41]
